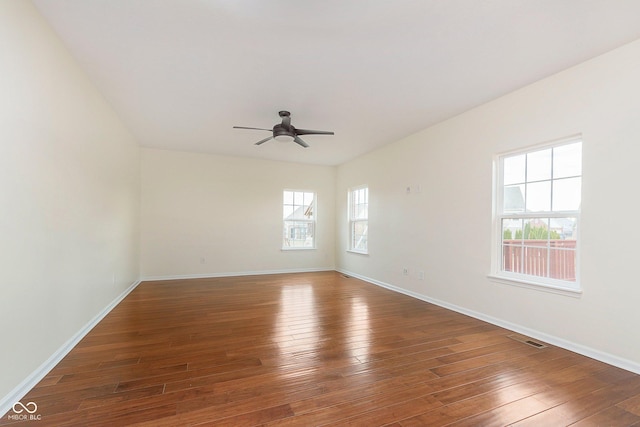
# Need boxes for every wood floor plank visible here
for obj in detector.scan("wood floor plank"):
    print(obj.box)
[192,403,295,427]
[513,376,640,426]
[446,394,551,427]
[399,380,549,426]
[618,394,640,416]
[569,405,640,426]
[2,271,640,426]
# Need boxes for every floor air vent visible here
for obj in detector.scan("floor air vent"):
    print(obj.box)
[341,274,351,279]
[508,334,547,349]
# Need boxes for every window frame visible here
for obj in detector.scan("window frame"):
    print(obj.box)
[282,189,317,251]
[348,185,369,254]
[490,136,582,295]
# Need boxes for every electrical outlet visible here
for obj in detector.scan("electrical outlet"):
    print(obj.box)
[403,267,409,276]
[200,257,205,264]
[418,271,425,280]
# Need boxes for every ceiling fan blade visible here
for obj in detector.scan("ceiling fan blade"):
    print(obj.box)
[255,136,273,146]
[233,126,272,131]
[295,128,334,136]
[293,136,309,148]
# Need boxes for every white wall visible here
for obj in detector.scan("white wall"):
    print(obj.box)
[0,1,140,401]
[140,148,335,278]
[337,39,640,370]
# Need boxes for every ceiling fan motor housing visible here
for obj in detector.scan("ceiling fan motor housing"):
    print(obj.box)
[273,125,295,141]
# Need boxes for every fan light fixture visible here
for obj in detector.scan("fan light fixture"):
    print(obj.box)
[274,134,294,143]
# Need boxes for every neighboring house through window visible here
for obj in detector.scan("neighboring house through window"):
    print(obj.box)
[283,190,316,249]
[349,185,368,253]
[493,137,582,292]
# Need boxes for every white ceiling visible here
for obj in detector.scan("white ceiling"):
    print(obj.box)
[34,0,640,166]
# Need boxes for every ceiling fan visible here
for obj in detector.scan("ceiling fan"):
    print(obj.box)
[233,111,334,148]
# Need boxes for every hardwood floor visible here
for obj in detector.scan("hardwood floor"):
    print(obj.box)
[3,271,640,426]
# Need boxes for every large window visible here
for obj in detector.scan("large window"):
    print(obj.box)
[283,190,316,249]
[348,186,368,253]
[493,137,582,291]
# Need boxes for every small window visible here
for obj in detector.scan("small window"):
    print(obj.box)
[283,190,316,249]
[493,137,582,292]
[348,186,368,253]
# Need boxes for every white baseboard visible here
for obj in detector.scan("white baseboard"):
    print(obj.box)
[338,269,640,376]
[0,280,141,418]
[141,267,335,282]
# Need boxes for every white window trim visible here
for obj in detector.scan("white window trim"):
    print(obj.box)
[487,273,582,297]
[282,189,317,251]
[348,185,369,254]
[490,135,582,295]
[346,249,369,255]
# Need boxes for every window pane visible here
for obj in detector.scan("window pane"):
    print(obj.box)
[283,221,314,248]
[292,205,304,219]
[302,205,313,219]
[355,205,368,220]
[354,189,361,205]
[304,192,314,206]
[553,142,582,179]
[502,244,522,274]
[552,177,581,211]
[524,218,550,240]
[283,191,294,205]
[522,245,549,278]
[527,148,552,182]
[551,217,577,240]
[502,218,523,242]
[526,181,551,212]
[356,188,368,204]
[283,205,294,219]
[304,194,314,219]
[503,185,525,212]
[352,221,368,251]
[503,154,525,185]
[549,248,576,281]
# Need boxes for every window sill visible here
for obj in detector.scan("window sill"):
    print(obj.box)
[346,249,368,256]
[488,274,582,298]
[281,247,316,251]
